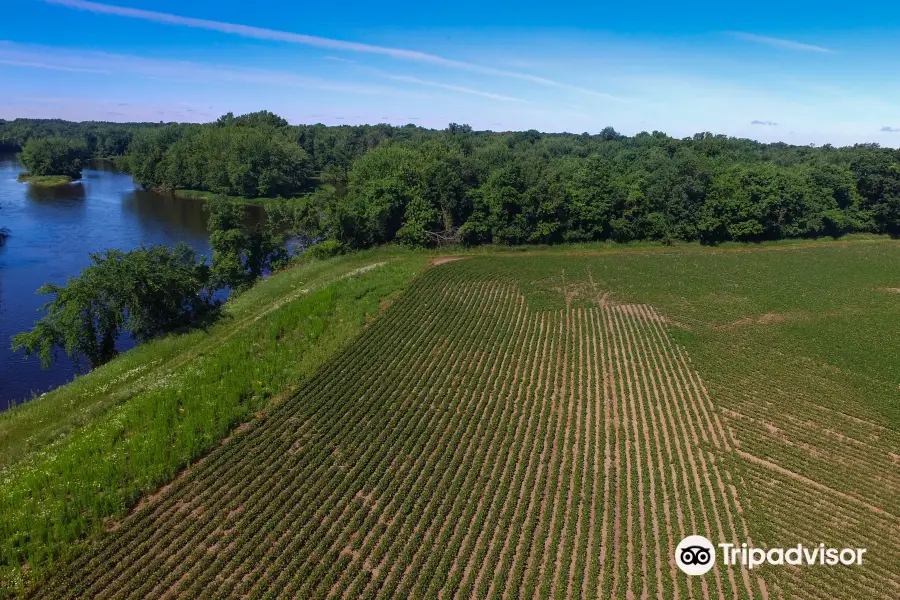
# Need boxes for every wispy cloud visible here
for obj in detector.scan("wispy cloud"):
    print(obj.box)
[0,58,109,73]
[321,58,530,103]
[730,32,835,54]
[385,74,528,103]
[0,42,427,98]
[751,120,778,126]
[0,41,527,105]
[882,126,900,133]
[43,0,618,99]
[0,95,214,123]
[323,56,357,64]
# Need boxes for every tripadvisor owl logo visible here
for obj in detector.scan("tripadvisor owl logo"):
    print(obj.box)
[675,535,868,575]
[676,535,716,576]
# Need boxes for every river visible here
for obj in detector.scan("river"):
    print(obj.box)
[0,155,263,409]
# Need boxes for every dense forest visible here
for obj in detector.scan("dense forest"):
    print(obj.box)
[2,112,899,247]
[5,111,900,370]
[0,118,157,157]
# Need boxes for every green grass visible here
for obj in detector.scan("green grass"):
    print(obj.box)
[173,189,294,206]
[3,236,900,598]
[0,248,429,593]
[15,173,75,186]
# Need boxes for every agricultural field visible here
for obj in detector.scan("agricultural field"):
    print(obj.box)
[16,239,897,599]
[0,248,430,593]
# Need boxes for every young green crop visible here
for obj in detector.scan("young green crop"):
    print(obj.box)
[6,238,900,599]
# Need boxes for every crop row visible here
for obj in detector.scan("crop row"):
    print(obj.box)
[37,261,768,598]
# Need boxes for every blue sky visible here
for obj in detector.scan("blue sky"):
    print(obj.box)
[1,0,899,145]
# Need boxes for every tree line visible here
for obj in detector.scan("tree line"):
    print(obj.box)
[6,111,900,371]
[297,124,900,247]
[16,113,898,247]
[0,118,156,157]
[7,112,896,247]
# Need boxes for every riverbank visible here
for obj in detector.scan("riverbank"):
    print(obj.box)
[16,173,75,186]
[0,247,428,593]
[0,155,239,409]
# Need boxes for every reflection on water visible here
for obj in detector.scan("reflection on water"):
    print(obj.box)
[0,155,263,408]
[122,191,266,238]
[124,191,213,237]
[26,181,87,203]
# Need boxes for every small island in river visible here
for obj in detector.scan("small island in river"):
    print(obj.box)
[16,173,76,186]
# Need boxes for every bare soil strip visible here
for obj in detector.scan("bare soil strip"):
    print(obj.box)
[533,308,577,598]
[608,306,650,600]
[617,305,674,600]
[583,308,607,599]
[497,313,559,600]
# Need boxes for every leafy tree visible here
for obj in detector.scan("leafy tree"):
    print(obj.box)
[207,197,287,291]
[446,123,472,135]
[850,149,900,235]
[266,188,333,247]
[339,145,423,247]
[12,244,214,369]
[19,137,88,178]
[231,110,289,128]
[9,112,900,249]
[599,126,622,141]
[558,155,622,241]
[127,119,311,197]
[126,125,188,189]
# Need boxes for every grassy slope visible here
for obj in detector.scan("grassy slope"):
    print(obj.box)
[0,248,429,593]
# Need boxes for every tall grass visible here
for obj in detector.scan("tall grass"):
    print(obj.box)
[0,249,428,593]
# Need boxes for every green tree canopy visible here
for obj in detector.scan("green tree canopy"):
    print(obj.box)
[7,113,900,247]
[207,197,288,291]
[18,137,88,179]
[12,244,214,369]
[126,114,311,197]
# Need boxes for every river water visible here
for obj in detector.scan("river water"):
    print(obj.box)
[0,155,262,409]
